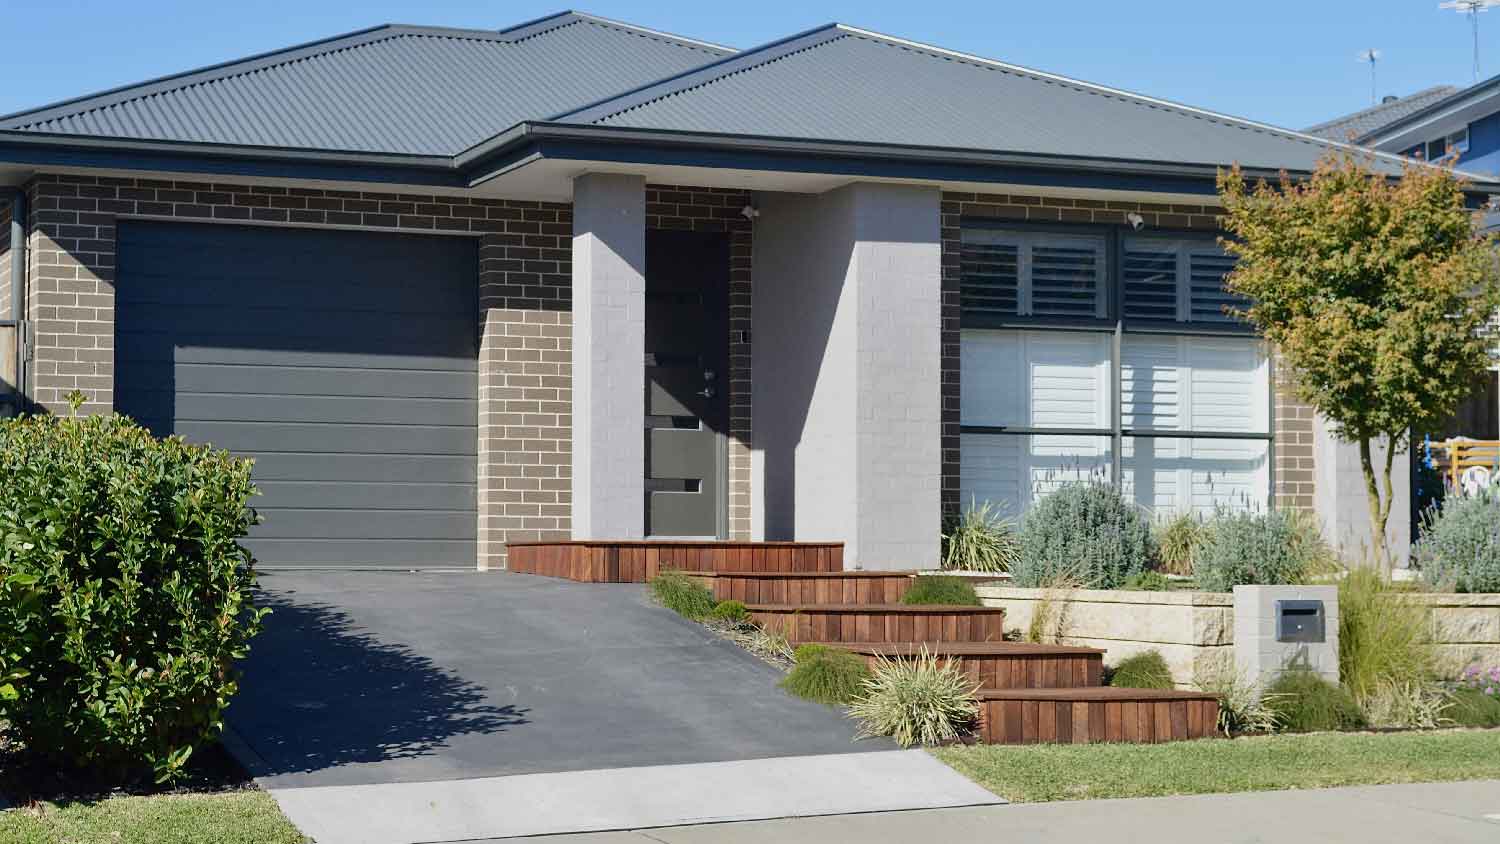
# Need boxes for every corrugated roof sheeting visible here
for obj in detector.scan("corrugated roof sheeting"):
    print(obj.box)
[1304,86,1460,142]
[585,31,1391,173]
[3,18,724,156]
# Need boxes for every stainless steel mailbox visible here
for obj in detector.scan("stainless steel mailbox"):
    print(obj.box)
[1275,599,1325,643]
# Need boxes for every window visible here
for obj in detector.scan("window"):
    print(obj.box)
[1122,237,1245,324]
[1426,128,1469,161]
[957,221,1273,518]
[960,229,1107,319]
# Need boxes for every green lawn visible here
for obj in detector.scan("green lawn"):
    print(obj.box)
[0,790,305,844]
[933,729,1500,802]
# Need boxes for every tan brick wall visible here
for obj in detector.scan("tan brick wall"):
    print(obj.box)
[0,200,12,322]
[477,204,573,569]
[646,185,754,540]
[939,190,1313,518]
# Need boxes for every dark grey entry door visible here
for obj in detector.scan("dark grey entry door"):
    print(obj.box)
[644,230,730,538]
[114,221,478,569]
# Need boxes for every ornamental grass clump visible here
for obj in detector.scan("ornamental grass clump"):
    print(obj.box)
[1015,482,1154,590]
[1263,670,1366,733]
[649,571,716,621]
[1154,511,1211,577]
[901,575,981,606]
[780,645,871,705]
[1108,650,1175,690]
[1194,508,1334,592]
[1414,488,1500,593]
[941,500,1021,573]
[848,649,979,748]
[0,404,266,784]
[708,599,751,625]
[1338,566,1439,727]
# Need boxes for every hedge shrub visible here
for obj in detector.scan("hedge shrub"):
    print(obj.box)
[780,645,869,705]
[0,409,265,783]
[1415,489,1500,593]
[1108,650,1175,689]
[1014,482,1154,589]
[1194,509,1332,592]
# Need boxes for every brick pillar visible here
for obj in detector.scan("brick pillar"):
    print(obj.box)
[571,173,646,539]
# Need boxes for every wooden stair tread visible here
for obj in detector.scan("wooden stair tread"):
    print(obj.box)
[811,641,1104,656]
[978,687,1218,702]
[682,570,917,579]
[745,603,1006,613]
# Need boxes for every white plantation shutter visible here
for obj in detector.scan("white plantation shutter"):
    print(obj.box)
[960,330,1110,511]
[961,230,1106,319]
[1121,237,1245,324]
[1120,336,1269,515]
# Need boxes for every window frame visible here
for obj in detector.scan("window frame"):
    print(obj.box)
[958,218,1276,512]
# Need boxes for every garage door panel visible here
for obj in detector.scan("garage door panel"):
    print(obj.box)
[115,221,479,569]
[250,509,476,540]
[256,481,475,510]
[115,365,475,400]
[158,394,475,427]
[242,539,474,568]
[165,420,475,456]
[247,453,475,484]
[116,336,476,372]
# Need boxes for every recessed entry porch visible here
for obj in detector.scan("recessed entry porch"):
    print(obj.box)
[566,174,944,571]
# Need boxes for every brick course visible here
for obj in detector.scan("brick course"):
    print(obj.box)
[939,191,1314,518]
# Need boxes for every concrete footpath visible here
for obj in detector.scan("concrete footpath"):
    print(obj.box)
[491,780,1500,844]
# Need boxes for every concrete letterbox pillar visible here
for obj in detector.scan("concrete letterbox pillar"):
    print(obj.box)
[1233,584,1340,690]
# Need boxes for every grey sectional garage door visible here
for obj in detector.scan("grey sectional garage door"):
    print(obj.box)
[115,221,478,569]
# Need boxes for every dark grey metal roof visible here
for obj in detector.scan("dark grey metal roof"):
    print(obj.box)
[0,12,731,157]
[558,25,1412,175]
[1303,86,1460,142]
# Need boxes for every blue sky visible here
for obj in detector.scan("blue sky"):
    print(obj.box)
[4,0,1498,131]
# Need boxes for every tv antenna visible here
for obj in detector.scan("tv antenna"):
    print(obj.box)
[1357,48,1381,105]
[1441,0,1500,82]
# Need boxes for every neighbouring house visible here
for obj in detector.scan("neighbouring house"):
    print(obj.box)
[0,11,1490,572]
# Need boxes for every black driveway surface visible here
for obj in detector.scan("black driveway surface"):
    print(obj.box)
[227,571,886,788]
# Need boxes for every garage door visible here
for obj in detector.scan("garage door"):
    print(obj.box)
[115,221,479,569]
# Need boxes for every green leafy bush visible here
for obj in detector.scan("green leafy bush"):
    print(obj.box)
[1263,670,1365,732]
[848,649,979,747]
[901,575,980,606]
[1154,511,1211,576]
[1415,489,1500,593]
[941,500,1021,573]
[1014,482,1154,590]
[780,646,870,705]
[1194,508,1333,592]
[649,571,716,621]
[708,599,750,625]
[1108,650,1175,689]
[0,410,265,784]
[1122,571,1172,592]
[1338,567,1436,726]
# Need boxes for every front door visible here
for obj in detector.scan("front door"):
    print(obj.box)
[644,230,730,538]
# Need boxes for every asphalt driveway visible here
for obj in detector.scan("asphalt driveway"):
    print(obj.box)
[227,570,887,789]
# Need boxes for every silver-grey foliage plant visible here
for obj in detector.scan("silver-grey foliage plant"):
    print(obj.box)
[1415,488,1500,593]
[1014,482,1154,589]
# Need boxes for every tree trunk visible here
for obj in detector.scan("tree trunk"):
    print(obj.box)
[1358,436,1392,572]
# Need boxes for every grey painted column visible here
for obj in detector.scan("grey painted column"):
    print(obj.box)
[751,182,942,569]
[571,173,646,539]
[1313,418,1411,565]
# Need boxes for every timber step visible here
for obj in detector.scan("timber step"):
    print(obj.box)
[746,603,1006,644]
[812,641,1104,690]
[506,540,843,583]
[684,570,918,605]
[976,687,1221,745]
